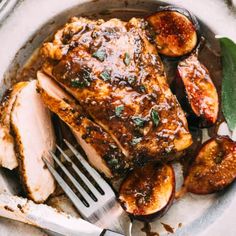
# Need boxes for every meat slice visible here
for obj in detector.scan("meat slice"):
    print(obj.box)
[37,71,130,178]
[11,80,56,203]
[41,17,192,161]
[0,82,28,170]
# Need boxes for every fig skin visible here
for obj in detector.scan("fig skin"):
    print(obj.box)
[184,136,236,194]
[175,51,219,128]
[119,163,175,222]
[147,6,199,57]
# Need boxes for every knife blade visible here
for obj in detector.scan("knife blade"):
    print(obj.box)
[0,193,123,236]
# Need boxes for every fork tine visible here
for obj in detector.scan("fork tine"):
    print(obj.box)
[63,139,112,194]
[42,157,89,218]
[63,140,115,196]
[49,151,94,206]
[56,145,100,200]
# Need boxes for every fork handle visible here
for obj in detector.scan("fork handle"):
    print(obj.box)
[100,229,124,236]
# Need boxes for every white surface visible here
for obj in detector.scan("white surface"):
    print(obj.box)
[0,0,236,235]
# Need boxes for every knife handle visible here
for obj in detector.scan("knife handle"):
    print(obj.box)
[100,229,124,236]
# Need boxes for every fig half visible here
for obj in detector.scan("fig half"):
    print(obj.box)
[184,136,236,194]
[119,163,175,221]
[176,50,219,127]
[147,6,199,57]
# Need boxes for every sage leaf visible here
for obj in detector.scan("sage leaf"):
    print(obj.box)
[115,105,124,117]
[131,137,142,145]
[100,71,111,81]
[151,109,159,127]
[220,37,236,131]
[132,116,145,127]
[124,52,131,66]
[92,50,106,62]
[71,78,90,88]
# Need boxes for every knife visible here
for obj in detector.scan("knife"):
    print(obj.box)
[0,193,124,236]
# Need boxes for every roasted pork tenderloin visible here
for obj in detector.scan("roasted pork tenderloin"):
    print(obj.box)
[37,71,130,178]
[41,17,192,163]
[11,80,56,203]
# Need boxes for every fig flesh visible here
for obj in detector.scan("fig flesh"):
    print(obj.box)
[119,163,175,221]
[147,6,199,57]
[176,52,219,127]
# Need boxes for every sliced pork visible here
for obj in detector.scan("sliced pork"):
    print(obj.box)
[37,71,130,178]
[11,80,56,203]
[0,82,28,170]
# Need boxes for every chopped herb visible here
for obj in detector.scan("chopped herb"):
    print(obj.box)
[108,159,119,166]
[124,52,131,66]
[100,71,111,81]
[151,109,160,127]
[131,137,142,146]
[115,105,124,117]
[139,85,146,93]
[92,50,106,62]
[82,68,92,81]
[127,76,136,85]
[71,78,90,88]
[71,68,93,88]
[132,117,145,127]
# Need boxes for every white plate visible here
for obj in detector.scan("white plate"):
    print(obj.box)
[0,0,236,235]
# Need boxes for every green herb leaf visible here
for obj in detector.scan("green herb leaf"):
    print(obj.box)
[132,116,145,127]
[115,105,124,117]
[71,78,90,88]
[139,85,146,93]
[220,37,236,131]
[127,76,136,85]
[151,109,160,127]
[131,137,142,145]
[124,52,131,66]
[108,158,119,166]
[100,71,111,81]
[92,50,106,62]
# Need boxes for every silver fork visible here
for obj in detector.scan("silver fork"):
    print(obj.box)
[43,139,131,236]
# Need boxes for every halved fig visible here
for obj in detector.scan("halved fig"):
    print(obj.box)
[119,163,175,221]
[184,136,236,194]
[147,6,199,57]
[176,49,219,127]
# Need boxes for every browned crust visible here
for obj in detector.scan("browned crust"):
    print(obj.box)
[0,82,28,124]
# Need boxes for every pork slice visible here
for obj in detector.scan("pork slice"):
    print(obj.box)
[0,82,28,170]
[37,71,130,178]
[11,80,56,203]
